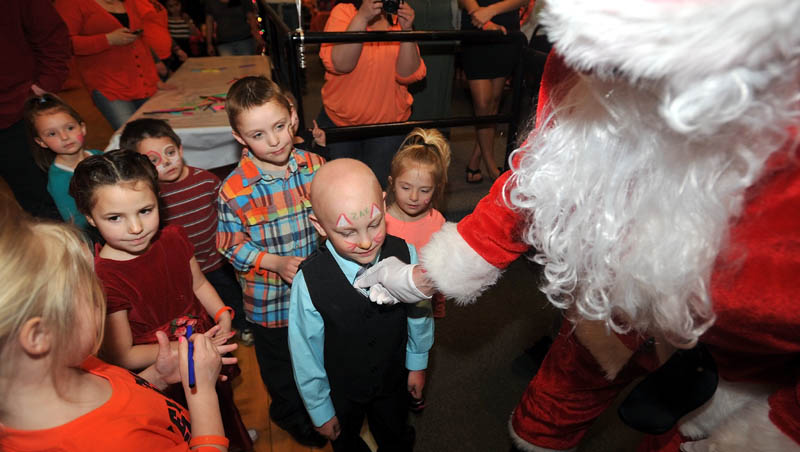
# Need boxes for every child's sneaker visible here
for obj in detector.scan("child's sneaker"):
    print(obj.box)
[239,328,255,346]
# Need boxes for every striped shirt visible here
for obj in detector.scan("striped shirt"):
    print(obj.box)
[160,166,224,273]
[167,16,192,40]
[217,149,325,328]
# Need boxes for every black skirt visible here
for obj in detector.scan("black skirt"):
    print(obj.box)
[460,6,520,80]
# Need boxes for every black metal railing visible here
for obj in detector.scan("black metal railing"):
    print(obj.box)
[261,2,528,161]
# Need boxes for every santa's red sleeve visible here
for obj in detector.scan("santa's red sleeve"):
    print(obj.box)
[420,171,529,304]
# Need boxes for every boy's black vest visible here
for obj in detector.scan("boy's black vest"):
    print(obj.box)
[300,235,410,403]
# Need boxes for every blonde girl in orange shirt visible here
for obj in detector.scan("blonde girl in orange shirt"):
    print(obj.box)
[0,197,236,452]
[385,128,451,319]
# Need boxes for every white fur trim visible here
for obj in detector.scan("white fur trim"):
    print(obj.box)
[679,378,776,440]
[420,222,502,305]
[680,392,800,452]
[541,0,800,83]
[508,414,577,452]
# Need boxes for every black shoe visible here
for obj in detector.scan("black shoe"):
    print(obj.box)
[511,336,553,379]
[286,423,327,448]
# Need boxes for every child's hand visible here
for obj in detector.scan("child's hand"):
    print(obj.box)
[205,324,236,347]
[311,120,326,147]
[180,333,221,392]
[316,416,341,441]
[106,28,139,46]
[277,256,304,284]
[408,369,426,399]
[152,330,181,386]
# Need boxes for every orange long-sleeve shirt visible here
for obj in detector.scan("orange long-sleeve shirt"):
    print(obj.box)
[319,4,426,127]
[54,0,171,102]
[0,357,204,452]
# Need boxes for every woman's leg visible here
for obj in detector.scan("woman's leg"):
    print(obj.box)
[90,90,142,130]
[468,76,507,181]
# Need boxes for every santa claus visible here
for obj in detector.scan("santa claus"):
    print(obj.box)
[355,0,800,451]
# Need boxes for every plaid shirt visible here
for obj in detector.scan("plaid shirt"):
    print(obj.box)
[217,149,325,327]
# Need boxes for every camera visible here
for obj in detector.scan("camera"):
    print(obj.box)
[381,0,401,14]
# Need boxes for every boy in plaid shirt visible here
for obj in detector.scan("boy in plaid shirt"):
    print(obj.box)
[217,76,326,448]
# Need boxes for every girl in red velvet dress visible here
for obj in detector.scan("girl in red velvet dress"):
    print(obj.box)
[70,149,253,451]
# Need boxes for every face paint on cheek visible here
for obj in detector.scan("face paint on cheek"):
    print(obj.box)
[145,151,162,166]
[373,232,385,245]
[343,240,359,251]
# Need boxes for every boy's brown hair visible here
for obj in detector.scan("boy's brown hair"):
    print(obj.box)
[225,76,291,132]
[119,118,182,152]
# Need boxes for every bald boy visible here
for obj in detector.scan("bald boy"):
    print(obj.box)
[288,159,433,451]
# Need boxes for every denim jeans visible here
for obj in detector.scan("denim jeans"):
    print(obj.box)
[316,109,406,188]
[90,90,148,131]
[216,37,256,56]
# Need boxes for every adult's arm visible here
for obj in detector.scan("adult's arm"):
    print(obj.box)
[23,0,71,93]
[324,2,382,74]
[54,0,113,56]
[138,0,172,59]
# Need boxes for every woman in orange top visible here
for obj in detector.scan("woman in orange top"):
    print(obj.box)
[317,0,426,187]
[54,0,172,130]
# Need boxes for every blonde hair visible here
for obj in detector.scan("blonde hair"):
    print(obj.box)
[0,197,106,370]
[388,128,452,208]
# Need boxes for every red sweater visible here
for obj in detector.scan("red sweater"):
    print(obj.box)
[54,0,171,102]
[95,225,213,345]
[0,0,71,128]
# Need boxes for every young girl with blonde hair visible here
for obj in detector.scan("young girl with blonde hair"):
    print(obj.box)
[385,127,451,318]
[0,196,233,451]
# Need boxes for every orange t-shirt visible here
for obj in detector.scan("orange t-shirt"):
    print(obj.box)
[385,208,446,250]
[0,357,196,452]
[319,3,427,126]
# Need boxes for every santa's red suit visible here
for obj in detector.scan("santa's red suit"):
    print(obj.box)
[420,1,800,448]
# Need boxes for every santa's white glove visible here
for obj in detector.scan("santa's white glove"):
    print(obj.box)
[354,257,431,304]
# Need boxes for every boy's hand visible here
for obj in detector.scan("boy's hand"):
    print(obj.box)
[354,257,431,304]
[316,416,341,441]
[408,369,426,399]
[311,120,326,147]
[276,255,304,284]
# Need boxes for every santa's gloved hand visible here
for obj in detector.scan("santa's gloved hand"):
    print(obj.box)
[354,257,431,304]
[361,283,396,305]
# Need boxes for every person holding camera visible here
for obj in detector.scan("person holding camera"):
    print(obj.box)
[316,0,426,187]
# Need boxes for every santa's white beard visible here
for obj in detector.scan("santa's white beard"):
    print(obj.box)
[508,65,798,346]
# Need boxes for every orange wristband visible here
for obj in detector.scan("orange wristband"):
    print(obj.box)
[189,435,229,448]
[214,306,234,323]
